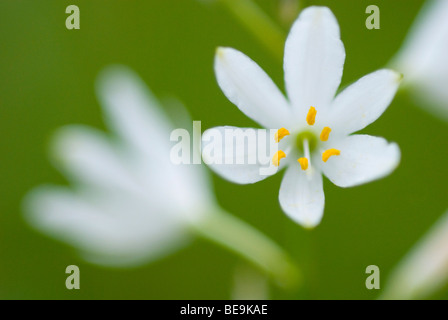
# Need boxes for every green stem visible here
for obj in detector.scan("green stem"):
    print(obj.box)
[219,0,285,62]
[193,207,300,288]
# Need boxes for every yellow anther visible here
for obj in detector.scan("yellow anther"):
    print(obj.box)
[322,149,340,162]
[275,128,290,143]
[306,106,317,125]
[272,150,286,167]
[320,127,332,141]
[297,157,309,170]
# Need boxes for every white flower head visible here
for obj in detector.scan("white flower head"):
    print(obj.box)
[391,0,448,120]
[205,6,402,228]
[23,66,298,286]
[23,66,214,266]
[382,209,448,300]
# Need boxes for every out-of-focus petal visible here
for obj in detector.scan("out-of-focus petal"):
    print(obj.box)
[23,186,190,267]
[52,125,141,194]
[382,210,448,300]
[96,66,172,159]
[392,0,448,82]
[96,66,214,212]
[392,0,448,120]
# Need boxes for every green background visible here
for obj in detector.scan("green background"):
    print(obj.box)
[1,0,447,299]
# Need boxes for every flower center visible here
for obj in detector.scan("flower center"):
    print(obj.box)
[295,131,317,153]
[271,106,341,169]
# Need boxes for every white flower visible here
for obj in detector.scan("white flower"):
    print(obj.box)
[24,67,212,266]
[390,0,448,121]
[204,6,401,228]
[23,66,297,285]
[382,209,448,299]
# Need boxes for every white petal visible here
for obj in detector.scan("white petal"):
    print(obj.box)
[96,66,214,212]
[96,65,173,158]
[53,125,141,194]
[412,74,448,122]
[154,160,215,221]
[390,0,448,121]
[326,69,402,136]
[321,135,400,188]
[23,186,189,267]
[279,165,325,228]
[202,126,282,184]
[392,0,448,82]
[214,48,291,128]
[383,209,448,299]
[284,6,345,117]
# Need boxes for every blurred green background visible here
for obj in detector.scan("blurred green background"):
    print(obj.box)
[1,0,447,299]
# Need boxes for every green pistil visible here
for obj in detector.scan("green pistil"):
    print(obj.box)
[295,131,318,153]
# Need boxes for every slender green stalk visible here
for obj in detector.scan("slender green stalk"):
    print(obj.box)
[194,207,300,288]
[219,0,285,62]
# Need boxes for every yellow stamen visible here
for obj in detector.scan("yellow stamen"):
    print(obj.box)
[320,127,332,141]
[274,128,290,143]
[272,150,286,167]
[297,157,309,170]
[322,149,340,162]
[306,106,317,125]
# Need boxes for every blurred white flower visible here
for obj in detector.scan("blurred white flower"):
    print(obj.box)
[382,210,448,299]
[390,0,448,121]
[205,7,401,228]
[23,66,297,285]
